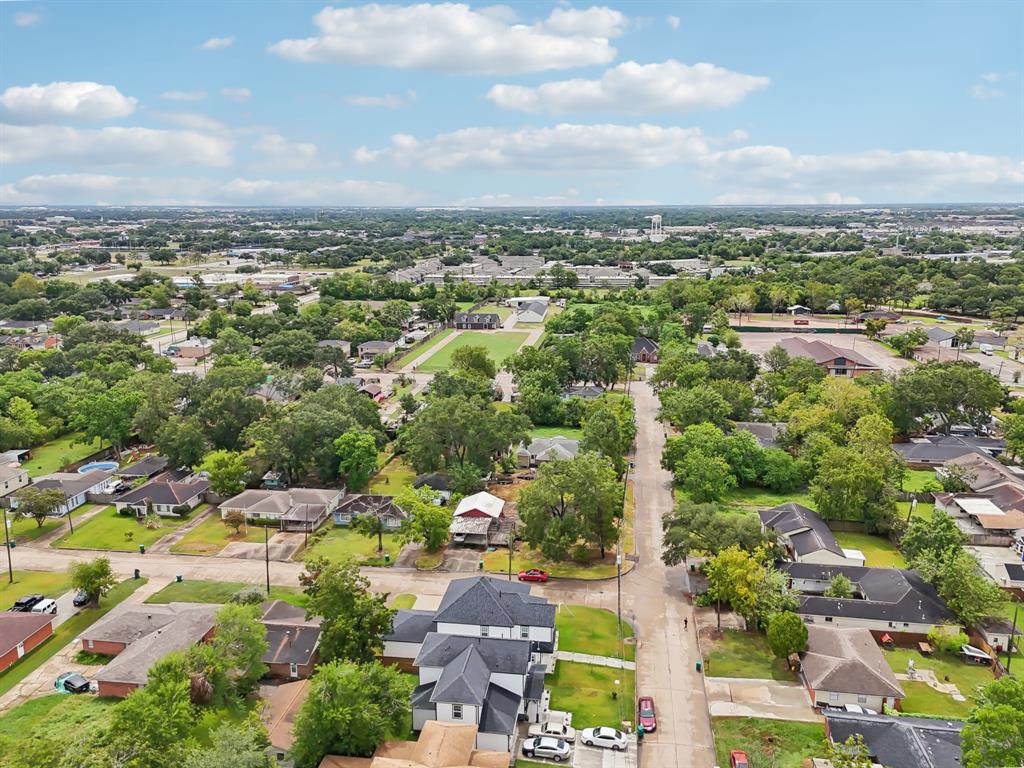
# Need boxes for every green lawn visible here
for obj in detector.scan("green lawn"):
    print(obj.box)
[0,695,116,748]
[896,500,935,522]
[395,328,454,367]
[169,508,265,555]
[390,593,416,609]
[369,457,416,494]
[833,531,907,568]
[720,486,815,510]
[0,570,70,607]
[418,331,529,372]
[713,717,824,768]
[528,426,585,440]
[483,545,618,579]
[704,629,795,681]
[23,433,109,477]
[899,680,972,718]
[883,648,995,716]
[53,506,186,551]
[902,469,938,491]
[548,661,636,729]
[300,526,401,566]
[0,577,147,698]
[145,578,306,608]
[556,605,635,661]
[5,514,65,545]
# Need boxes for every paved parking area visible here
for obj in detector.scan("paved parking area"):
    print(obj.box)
[220,532,304,561]
[520,737,638,768]
[705,676,821,723]
[738,331,913,373]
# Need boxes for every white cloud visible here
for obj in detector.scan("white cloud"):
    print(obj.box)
[0,174,418,206]
[0,81,137,124]
[251,133,319,168]
[221,87,251,101]
[711,191,863,205]
[160,90,208,102]
[269,3,621,74]
[971,84,1004,100]
[970,71,1017,100]
[666,15,680,29]
[200,35,235,50]
[152,111,227,132]
[13,11,42,28]
[1,124,233,167]
[346,90,417,109]
[455,191,660,206]
[487,60,769,114]
[355,123,711,171]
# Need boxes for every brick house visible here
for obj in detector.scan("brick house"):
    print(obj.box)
[0,613,54,672]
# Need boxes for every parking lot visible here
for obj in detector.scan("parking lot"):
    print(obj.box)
[738,331,913,373]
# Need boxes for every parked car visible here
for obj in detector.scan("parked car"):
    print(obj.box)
[55,672,90,694]
[518,568,549,583]
[961,644,993,665]
[793,318,810,325]
[580,726,627,751]
[826,704,877,715]
[9,594,44,612]
[31,598,58,615]
[521,736,571,762]
[72,589,90,608]
[528,720,576,741]
[637,695,657,732]
[730,750,750,768]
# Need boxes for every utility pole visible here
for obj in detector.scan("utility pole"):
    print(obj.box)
[67,506,74,534]
[3,511,12,583]
[1007,600,1020,675]
[264,524,271,595]
[507,523,516,581]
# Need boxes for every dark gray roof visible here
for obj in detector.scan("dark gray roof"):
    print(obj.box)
[733,422,782,449]
[454,312,499,324]
[263,623,319,666]
[893,442,977,463]
[926,327,955,343]
[525,664,546,701]
[414,472,454,492]
[561,385,605,400]
[826,713,964,768]
[479,683,522,736]
[1005,563,1024,581]
[114,477,209,506]
[631,337,658,355]
[385,609,436,643]
[118,455,168,478]
[411,681,436,709]
[781,562,955,625]
[336,494,408,521]
[435,576,555,629]
[429,645,491,706]
[415,632,532,675]
[759,503,844,558]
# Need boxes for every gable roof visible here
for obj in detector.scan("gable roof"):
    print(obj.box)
[429,645,492,706]
[385,609,437,643]
[776,336,880,370]
[0,613,53,657]
[631,337,658,355]
[521,437,579,461]
[478,683,522,736]
[454,492,504,519]
[118,455,169,478]
[336,494,408,521]
[802,625,904,698]
[115,477,209,507]
[454,312,499,324]
[434,576,555,629]
[415,632,532,676]
[414,472,454,492]
[826,713,964,768]
[220,488,342,516]
[758,503,844,558]
[33,470,112,499]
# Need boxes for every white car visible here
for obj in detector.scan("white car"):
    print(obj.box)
[522,736,571,762]
[528,720,577,741]
[580,726,628,751]
[826,704,877,715]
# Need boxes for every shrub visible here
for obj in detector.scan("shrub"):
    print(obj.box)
[928,624,968,654]
[232,586,266,605]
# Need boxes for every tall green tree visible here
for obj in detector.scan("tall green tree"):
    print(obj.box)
[157,415,209,469]
[662,500,770,565]
[704,545,766,630]
[766,611,808,658]
[450,345,497,380]
[961,676,1024,768]
[12,486,65,528]
[209,603,268,697]
[69,556,118,608]
[183,717,273,768]
[334,429,378,491]
[394,487,452,551]
[198,449,250,497]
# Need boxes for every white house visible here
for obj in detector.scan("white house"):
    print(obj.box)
[112,476,209,517]
[0,464,30,500]
[219,488,344,532]
[21,470,116,515]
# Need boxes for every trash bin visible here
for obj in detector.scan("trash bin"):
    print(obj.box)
[384,553,391,563]
[176,575,183,583]
[138,544,145,554]
[133,568,140,579]
[8,541,14,549]
[478,559,484,570]
[695,660,702,673]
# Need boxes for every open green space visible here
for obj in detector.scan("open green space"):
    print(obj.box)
[390,593,416,609]
[548,661,635,729]
[712,717,824,768]
[703,629,795,681]
[54,506,187,551]
[0,570,70,607]
[416,551,444,569]
[897,500,935,522]
[369,457,416,494]
[883,648,994,716]
[300,526,401,566]
[902,469,938,491]
[556,605,635,661]
[483,545,618,580]
[0,694,116,748]
[5,513,65,544]
[145,578,306,608]
[720,486,815,511]
[418,331,529,372]
[899,680,972,718]
[169,508,265,555]
[395,328,454,367]
[833,531,907,568]
[23,433,109,477]
[528,426,585,440]
[0,577,147,698]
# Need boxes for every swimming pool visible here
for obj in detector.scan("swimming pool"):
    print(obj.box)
[78,461,119,473]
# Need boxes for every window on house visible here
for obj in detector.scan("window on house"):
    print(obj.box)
[857,695,868,704]
[289,663,298,678]
[452,704,463,720]
[825,617,833,623]
[520,626,529,639]
[829,692,839,702]
[480,627,489,637]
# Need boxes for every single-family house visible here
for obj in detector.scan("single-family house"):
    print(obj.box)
[454,312,500,330]
[24,470,116,515]
[112,319,161,335]
[0,613,54,673]
[113,475,210,517]
[116,455,169,481]
[774,337,881,378]
[316,339,351,356]
[0,464,30,500]
[787,304,812,315]
[332,494,408,529]
[925,327,957,348]
[357,340,397,360]
[561,385,605,400]
[800,625,904,711]
[826,712,964,768]
[335,376,365,389]
[507,296,548,312]
[450,492,505,546]
[856,310,901,322]
[516,437,579,468]
[630,337,659,363]
[933,489,1024,545]
[219,488,344,532]
[759,503,864,566]
[516,301,548,324]
[264,679,309,766]
[0,319,50,333]
[413,473,454,503]
[261,600,320,680]
[174,337,213,359]
[780,562,956,638]
[318,721,511,768]
[733,422,784,449]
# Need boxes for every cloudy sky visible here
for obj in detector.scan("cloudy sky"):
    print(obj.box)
[1,1,1022,206]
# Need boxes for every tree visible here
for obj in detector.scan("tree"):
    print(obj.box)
[301,558,394,664]
[198,450,249,497]
[334,430,378,491]
[704,545,766,629]
[678,451,736,503]
[394,487,451,551]
[399,393,418,416]
[450,345,497,380]
[888,361,1003,434]
[261,330,317,367]
[662,500,770,565]
[824,573,854,598]
[927,624,969,655]
[223,509,247,535]
[863,318,887,340]
[209,604,268,697]
[935,549,1007,626]
[900,509,966,563]
[824,734,875,768]
[658,386,730,429]
[69,556,117,608]
[11,486,65,528]
[183,717,273,768]
[954,327,976,350]
[289,661,414,768]
[760,448,805,493]
[104,673,196,768]
[888,328,929,359]
[70,383,143,458]
[961,676,1024,768]
[157,416,209,469]
[352,509,389,555]
[766,611,808,658]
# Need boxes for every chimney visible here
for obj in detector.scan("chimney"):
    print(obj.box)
[286,630,292,646]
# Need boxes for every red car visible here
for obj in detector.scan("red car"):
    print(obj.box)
[637,696,656,732]
[730,750,750,768]
[518,568,549,583]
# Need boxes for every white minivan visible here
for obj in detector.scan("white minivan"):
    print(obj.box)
[31,598,58,615]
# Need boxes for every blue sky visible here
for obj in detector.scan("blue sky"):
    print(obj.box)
[1,1,1021,206]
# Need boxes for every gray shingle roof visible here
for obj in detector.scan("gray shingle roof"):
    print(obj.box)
[118,455,168,478]
[802,626,904,699]
[434,577,555,629]
[385,609,436,643]
[263,624,319,666]
[429,645,492,706]
[415,632,532,675]
[479,683,522,736]
[826,713,964,768]
[525,664,546,701]
[759,503,845,558]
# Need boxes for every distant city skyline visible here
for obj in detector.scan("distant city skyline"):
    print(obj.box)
[1,1,1022,206]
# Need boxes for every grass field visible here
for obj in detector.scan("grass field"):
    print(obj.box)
[720,486,815,510]
[902,469,939,491]
[896,500,935,522]
[0,570,70,607]
[899,681,972,718]
[418,331,529,372]
[833,531,907,568]
[394,329,454,367]
[713,717,824,768]
[6,513,65,544]
[145,578,306,607]
[22,433,108,477]
[0,695,116,747]
[482,545,618,579]
[548,661,635,729]
[300,526,401,566]
[369,457,416,494]
[169,508,265,555]
[0,577,147,698]
[556,605,636,661]
[528,426,585,440]
[54,506,186,551]
[390,593,416,609]
[883,648,994,716]
[703,629,795,681]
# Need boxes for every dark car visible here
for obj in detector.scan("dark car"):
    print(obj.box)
[637,695,657,732]
[72,589,90,608]
[9,594,44,612]
[55,672,90,694]
[518,568,549,583]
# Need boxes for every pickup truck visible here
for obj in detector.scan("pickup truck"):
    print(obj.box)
[527,721,576,741]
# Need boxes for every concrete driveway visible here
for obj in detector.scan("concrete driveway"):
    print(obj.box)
[52,590,81,629]
[705,676,821,723]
